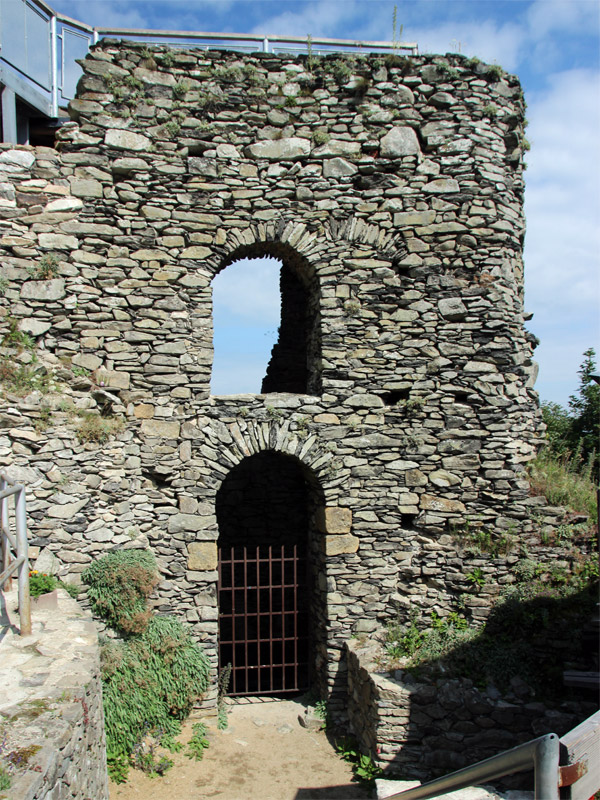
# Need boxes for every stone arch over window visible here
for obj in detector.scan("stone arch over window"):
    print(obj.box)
[214,240,322,396]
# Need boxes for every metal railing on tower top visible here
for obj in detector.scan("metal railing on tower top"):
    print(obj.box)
[0,0,418,142]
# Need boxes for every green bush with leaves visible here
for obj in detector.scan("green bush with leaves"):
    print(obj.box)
[101,615,210,781]
[82,549,159,634]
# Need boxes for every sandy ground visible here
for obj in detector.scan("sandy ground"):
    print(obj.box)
[109,697,372,800]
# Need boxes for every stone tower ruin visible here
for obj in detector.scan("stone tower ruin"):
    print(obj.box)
[0,41,540,711]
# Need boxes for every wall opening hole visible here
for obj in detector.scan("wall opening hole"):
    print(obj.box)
[381,389,410,406]
[400,514,417,528]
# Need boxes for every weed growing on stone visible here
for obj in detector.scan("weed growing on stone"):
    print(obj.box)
[482,103,498,118]
[437,63,460,80]
[466,566,485,587]
[314,699,331,730]
[265,405,283,421]
[486,63,504,81]
[76,412,124,445]
[312,129,330,146]
[29,571,80,598]
[0,276,9,296]
[173,80,190,99]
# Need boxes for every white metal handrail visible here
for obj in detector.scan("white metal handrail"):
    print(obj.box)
[387,711,600,800]
[386,733,560,800]
[0,473,31,636]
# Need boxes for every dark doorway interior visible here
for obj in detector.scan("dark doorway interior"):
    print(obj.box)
[216,452,311,696]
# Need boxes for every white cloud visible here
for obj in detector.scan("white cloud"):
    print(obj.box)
[213,257,281,324]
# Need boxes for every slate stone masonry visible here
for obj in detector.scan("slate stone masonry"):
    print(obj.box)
[0,42,547,711]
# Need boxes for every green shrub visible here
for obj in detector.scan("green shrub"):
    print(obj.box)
[82,549,159,634]
[101,615,210,781]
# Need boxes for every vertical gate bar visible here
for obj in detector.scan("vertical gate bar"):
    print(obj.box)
[243,545,248,695]
[293,542,298,690]
[1,478,10,591]
[281,543,286,692]
[230,546,236,695]
[269,545,273,692]
[256,544,260,692]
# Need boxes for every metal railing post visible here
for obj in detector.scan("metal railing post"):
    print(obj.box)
[50,13,59,118]
[534,733,560,800]
[15,484,31,635]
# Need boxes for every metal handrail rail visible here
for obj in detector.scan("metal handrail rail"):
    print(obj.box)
[386,733,560,800]
[0,473,31,636]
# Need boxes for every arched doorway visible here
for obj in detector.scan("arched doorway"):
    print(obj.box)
[216,451,318,696]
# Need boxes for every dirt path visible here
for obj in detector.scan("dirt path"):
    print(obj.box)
[110,698,372,800]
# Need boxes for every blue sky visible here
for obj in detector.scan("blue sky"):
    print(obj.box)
[49,0,600,405]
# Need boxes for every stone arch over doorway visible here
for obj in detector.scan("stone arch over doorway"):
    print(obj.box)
[215,449,326,696]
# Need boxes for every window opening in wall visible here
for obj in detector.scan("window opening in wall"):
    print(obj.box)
[211,257,281,395]
[211,246,322,396]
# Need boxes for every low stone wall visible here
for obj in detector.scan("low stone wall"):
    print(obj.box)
[0,588,108,800]
[346,639,595,780]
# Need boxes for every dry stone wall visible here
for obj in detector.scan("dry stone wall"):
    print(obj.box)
[0,42,549,706]
[346,639,596,779]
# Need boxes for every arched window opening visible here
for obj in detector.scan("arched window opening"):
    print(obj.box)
[211,257,281,395]
[211,244,321,396]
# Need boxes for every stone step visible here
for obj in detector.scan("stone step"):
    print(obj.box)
[376,778,534,800]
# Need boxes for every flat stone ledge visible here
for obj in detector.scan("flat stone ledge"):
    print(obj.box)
[0,587,108,799]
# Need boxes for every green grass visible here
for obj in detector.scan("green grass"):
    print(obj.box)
[528,449,597,520]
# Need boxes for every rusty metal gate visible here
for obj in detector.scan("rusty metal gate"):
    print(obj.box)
[218,543,309,696]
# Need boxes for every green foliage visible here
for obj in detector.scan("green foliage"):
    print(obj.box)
[2,318,34,351]
[0,766,10,791]
[385,569,598,699]
[216,663,232,730]
[131,729,173,777]
[568,348,599,477]
[486,63,504,80]
[124,75,143,92]
[161,121,181,139]
[0,276,8,296]
[325,57,354,85]
[186,722,210,761]
[28,571,57,597]
[101,615,210,782]
[466,567,485,587]
[312,129,330,146]
[214,65,243,84]
[76,412,124,445]
[335,737,382,785]
[82,549,159,634]
[532,349,599,504]
[482,103,498,118]
[437,63,460,80]
[173,80,190,99]
[313,699,331,730]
